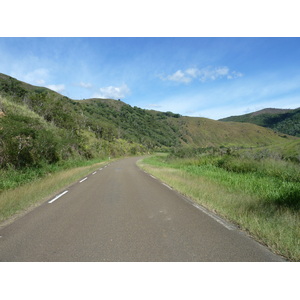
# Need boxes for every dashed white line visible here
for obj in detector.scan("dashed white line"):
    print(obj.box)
[150,175,156,179]
[92,171,97,175]
[99,168,103,171]
[48,190,69,204]
[79,177,88,183]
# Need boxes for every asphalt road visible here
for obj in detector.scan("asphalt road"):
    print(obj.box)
[0,157,284,261]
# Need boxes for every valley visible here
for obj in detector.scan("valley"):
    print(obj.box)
[0,73,299,261]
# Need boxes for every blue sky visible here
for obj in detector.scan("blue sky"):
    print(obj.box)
[0,37,299,119]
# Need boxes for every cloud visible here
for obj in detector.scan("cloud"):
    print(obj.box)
[153,72,300,120]
[93,84,130,99]
[197,66,230,81]
[160,66,243,83]
[16,68,49,86]
[185,68,198,78]
[165,70,192,83]
[46,84,66,93]
[78,82,93,89]
[227,70,243,80]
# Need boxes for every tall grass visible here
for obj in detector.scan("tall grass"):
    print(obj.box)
[182,161,300,210]
[0,158,107,192]
[0,158,110,223]
[139,153,300,261]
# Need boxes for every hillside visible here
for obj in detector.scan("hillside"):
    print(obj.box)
[219,107,300,137]
[168,116,293,148]
[0,73,298,169]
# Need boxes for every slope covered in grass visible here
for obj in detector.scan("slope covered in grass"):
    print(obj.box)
[220,107,300,137]
[0,72,298,172]
[169,116,296,147]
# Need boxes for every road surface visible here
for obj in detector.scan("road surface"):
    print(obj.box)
[0,157,284,261]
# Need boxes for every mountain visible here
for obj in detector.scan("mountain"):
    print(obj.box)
[0,73,298,169]
[219,107,300,137]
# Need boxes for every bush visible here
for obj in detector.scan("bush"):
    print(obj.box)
[0,114,63,168]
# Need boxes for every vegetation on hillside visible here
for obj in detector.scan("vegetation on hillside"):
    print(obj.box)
[0,74,164,170]
[2,73,295,172]
[168,116,295,147]
[75,98,181,148]
[0,73,298,192]
[220,107,300,137]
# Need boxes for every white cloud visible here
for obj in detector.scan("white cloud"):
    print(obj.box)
[79,82,93,89]
[185,68,198,78]
[160,66,243,84]
[46,84,66,93]
[16,68,49,86]
[153,72,300,120]
[93,84,130,99]
[198,66,228,81]
[166,70,192,83]
[227,70,243,80]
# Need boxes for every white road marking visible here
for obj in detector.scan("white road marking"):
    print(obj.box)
[162,183,173,190]
[92,171,97,175]
[48,190,69,204]
[99,168,103,171]
[191,203,235,230]
[79,177,88,183]
[145,170,234,230]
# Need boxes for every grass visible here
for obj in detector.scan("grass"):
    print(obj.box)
[138,154,300,261]
[169,116,297,148]
[0,158,112,224]
[0,158,107,192]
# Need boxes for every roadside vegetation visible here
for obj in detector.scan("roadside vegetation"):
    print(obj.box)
[0,158,112,224]
[138,146,300,261]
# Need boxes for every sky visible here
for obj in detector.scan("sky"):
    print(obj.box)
[0,37,300,119]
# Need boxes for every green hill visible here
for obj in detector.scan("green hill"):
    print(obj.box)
[0,73,298,170]
[219,107,300,137]
[168,116,295,147]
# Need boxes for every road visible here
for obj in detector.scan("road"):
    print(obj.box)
[0,157,284,261]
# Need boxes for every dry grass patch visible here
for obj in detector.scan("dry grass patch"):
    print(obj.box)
[0,161,109,225]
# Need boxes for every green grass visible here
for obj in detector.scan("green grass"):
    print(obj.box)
[138,154,300,261]
[0,158,112,224]
[0,158,108,192]
[220,107,300,137]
